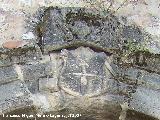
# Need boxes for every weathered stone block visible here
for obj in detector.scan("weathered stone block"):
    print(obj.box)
[39,77,59,93]
[26,79,39,94]
[138,71,160,90]
[124,67,141,80]
[0,81,33,114]
[33,92,65,113]
[56,47,134,99]
[122,25,144,43]
[41,7,123,53]
[111,64,138,85]
[144,55,160,74]
[111,64,160,90]
[0,66,18,85]
[123,52,160,74]
[102,78,135,98]
[22,61,53,81]
[0,45,42,67]
[129,87,160,119]
[58,47,113,96]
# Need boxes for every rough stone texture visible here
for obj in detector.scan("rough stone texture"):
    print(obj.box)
[112,63,160,90]
[0,45,159,119]
[0,0,160,119]
[0,0,160,54]
[64,97,122,120]
[0,45,42,67]
[119,51,160,74]
[41,7,150,55]
[39,77,59,93]
[0,66,18,84]
[59,47,111,96]
[41,7,123,53]
[0,81,33,114]
[58,47,134,99]
[138,70,160,90]
[129,87,160,119]
[21,61,53,81]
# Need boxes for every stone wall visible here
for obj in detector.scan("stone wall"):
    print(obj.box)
[0,0,160,120]
[0,0,160,53]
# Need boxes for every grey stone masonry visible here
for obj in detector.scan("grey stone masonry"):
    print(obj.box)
[0,44,42,67]
[40,7,149,55]
[129,87,160,119]
[118,52,160,74]
[41,7,123,53]
[0,66,19,84]
[58,47,136,98]
[0,80,33,114]
[0,5,159,119]
[21,61,53,81]
[111,64,160,91]
[39,77,59,93]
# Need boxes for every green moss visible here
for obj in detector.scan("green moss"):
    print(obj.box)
[123,39,149,56]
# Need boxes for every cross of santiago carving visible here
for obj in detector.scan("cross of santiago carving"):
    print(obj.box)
[72,56,98,85]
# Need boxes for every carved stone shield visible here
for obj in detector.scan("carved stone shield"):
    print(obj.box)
[59,47,116,97]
